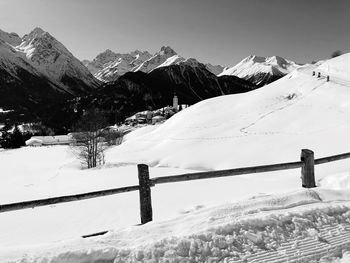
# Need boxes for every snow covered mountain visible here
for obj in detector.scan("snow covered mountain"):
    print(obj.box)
[0,27,100,95]
[134,46,182,73]
[219,55,301,87]
[84,46,228,82]
[0,32,66,113]
[84,46,184,82]
[0,27,102,129]
[16,27,101,93]
[90,58,256,122]
[82,49,153,82]
[0,28,100,98]
[86,48,300,87]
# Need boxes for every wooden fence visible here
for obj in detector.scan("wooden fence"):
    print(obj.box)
[1,149,350,224]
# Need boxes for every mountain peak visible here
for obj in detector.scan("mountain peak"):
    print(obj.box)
[24,27,47,40]
[243,55,290,67]
[14,27,100,91]
[266,55,288,66]
[160,46,176,56]
[20,27,69,56]
[244,55,266,63]
[31,27,45,35]
[101,49,116,55]
[180,58,203,68]
[94,49,118,62]
[220,54,300,86]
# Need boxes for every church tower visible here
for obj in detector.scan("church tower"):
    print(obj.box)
[173,93,178,111]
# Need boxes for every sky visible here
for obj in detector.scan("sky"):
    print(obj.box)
[0,0,349,66]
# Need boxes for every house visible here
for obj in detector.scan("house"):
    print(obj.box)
[152,115,165,124]
[25,135,72,146]
[124,115,138,125]
[25,138,44,147]
[125,111,152,125]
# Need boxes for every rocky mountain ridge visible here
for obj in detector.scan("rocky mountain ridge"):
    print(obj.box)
[84,46,229,82]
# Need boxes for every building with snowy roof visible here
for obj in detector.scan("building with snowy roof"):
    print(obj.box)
[26,135,72,146]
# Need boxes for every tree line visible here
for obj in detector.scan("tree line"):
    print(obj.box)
[1,108,123,169]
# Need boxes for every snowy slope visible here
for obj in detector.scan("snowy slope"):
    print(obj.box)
[220,55,302,86]
[154,54,185,69]
[3,150,350,263]
[108,53,350,170]
[133,46,178,73]
[0,39,43,79]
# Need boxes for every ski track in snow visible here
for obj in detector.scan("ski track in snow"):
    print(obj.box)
[240,76,327,137]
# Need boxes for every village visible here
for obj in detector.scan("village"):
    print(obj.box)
[23,94,189,147]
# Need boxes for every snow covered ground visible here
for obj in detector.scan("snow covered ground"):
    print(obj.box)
[2,54,350,262]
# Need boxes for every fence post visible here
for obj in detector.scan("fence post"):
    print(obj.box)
[300,149,316,188]
[137,164,153,224]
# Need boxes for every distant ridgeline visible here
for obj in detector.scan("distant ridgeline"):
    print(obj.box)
[0,27,257,133]
[81,61,256,124]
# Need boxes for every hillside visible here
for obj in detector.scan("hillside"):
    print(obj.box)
[108,53,350,170]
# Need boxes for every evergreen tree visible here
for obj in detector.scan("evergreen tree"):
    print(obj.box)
[0,124,25,149]
[11,125,25,148]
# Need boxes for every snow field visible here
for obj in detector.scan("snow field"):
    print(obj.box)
[9,189,350,263]
[1,142,350,262]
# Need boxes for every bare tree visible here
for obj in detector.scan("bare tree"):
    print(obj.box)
[71,109,109,168]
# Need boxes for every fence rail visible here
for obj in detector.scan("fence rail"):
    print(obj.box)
[152,161,303,185]
[1,149,350,224]
[0,185,140,213]
[314,152,350,165]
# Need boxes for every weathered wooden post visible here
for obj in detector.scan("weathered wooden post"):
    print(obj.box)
[137,164,153,224]
[301,149,316,188]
